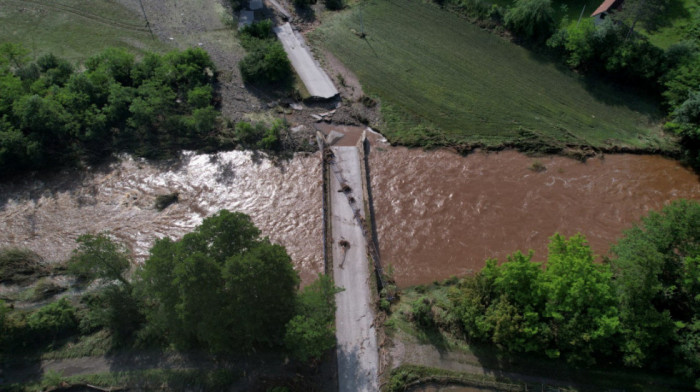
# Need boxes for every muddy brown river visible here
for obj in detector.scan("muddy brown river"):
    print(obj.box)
[370,147,700,287]
[0,151,323,285]
[1,146,698,288]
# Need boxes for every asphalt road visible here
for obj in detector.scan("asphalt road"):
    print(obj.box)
[329,146,379,392]
[274,22,338,99]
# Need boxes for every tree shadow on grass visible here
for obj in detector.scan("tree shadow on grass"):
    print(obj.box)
[578,74,664,121]
[522,48,664,122]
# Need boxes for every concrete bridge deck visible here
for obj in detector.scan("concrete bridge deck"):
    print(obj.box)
[329,146,379,392]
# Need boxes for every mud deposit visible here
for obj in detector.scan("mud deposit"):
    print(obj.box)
[0,151,322,284]
[370,147,700,287]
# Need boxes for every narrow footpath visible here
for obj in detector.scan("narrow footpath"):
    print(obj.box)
[329,145,379,392]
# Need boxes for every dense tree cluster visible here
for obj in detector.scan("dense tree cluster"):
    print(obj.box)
[450,234,619,365]
[0,44,219,179]
[0,210,337,362]
[238,21,292,85]
[137,210,300,352]
[442,200,700,383]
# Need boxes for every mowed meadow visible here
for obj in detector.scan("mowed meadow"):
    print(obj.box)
[311,0,671,151]
[0,0,170,61]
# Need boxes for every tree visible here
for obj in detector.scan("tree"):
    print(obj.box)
[0,42,29,70]
[239,41,292,84]
[68,234,143,342]
[539,234,620,364]
[285,274,340,362]
[610,200,700,369]
[68,233,131,285]
[670,90,700,139]
[451,234,620,364]
[504,0,556,43]
[612,0,670,34]
[136,210,300,353]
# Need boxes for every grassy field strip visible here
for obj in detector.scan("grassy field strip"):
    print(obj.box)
[0,0,170,61]
[311,0,668,150]
[11,0,149,31]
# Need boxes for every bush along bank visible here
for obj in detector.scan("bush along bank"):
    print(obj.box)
[1,210,338,372]
[394,200,700,388]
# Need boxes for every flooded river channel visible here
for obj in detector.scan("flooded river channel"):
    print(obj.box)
[1,145,698,288]
[370,147,700,287]
[0,151,323,285]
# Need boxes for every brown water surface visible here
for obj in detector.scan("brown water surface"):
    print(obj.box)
[370,147,700,287]
[2,144,698,289]
[0,151,323,285]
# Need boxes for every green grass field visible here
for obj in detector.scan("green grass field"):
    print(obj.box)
[311,0,671,151]
[0,0,171,62]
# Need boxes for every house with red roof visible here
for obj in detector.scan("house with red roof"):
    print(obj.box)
[591,0,624,22]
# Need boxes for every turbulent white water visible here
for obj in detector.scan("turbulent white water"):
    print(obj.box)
[0,151,323,284]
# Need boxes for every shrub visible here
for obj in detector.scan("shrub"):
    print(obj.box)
[27,298,78,340]
[504,0,556,43]
[31,278,66,302]
[284,275,339,362]
[155,192,179,211]
[239,41,292,84]
[235,121,266,146]
[0,247,45,284]
[411,296,435,328]
[240,20,274,42]
[325,0,343,10]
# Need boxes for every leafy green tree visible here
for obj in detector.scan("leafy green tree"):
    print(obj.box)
[137,210,300,353]
[285,274,339,362]
[68,233,131,285]
[611,0,670,34]
[493,250,542,309]
[68,234,143,342]
[449,268,494,342]
[0,42,29,70]
[610,200,700,369]
[187,85,213,109]
[504,0,556,42]
[669,90,700,137]
[451,234,620,364]
[85,48,135,86]
[239,41,292,84]
[663,55,700,111]
[540,234,620,364]
[224,241,299,349]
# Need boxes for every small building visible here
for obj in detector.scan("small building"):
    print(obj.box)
[591,0,624,23]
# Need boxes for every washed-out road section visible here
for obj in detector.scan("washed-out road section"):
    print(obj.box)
[329,146,379,392]
[274,22,338,99]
